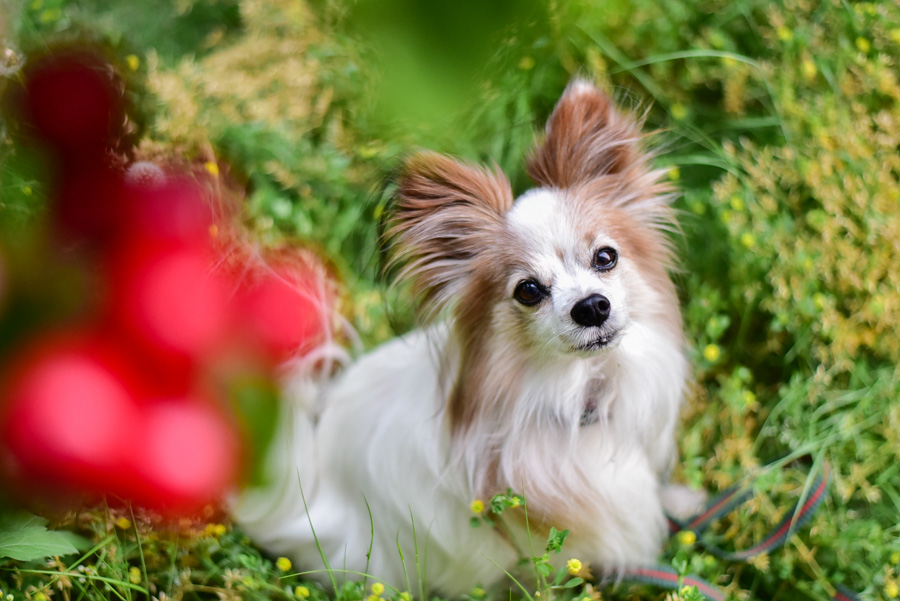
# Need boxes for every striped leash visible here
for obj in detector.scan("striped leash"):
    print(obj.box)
[620,460,862,601]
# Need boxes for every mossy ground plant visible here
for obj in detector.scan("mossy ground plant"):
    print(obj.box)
[1,0,898,600]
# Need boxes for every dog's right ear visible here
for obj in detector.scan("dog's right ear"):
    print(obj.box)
[388,152,513,319]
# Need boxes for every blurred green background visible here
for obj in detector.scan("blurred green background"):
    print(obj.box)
[1,0,899,600]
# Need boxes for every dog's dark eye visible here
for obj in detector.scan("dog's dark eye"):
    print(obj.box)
[513,280,546,306]
[593,247,618,271]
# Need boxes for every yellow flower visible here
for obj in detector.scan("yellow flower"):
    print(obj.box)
[729,195,744,211]
[39,8,61,23]
[115,517,132,530]
[749,552,770,571]
[470,499,485,514]
[129,566,141,584]
[855,37,871,53]
[371,582,385,596]
[741,390,757,407]
[891,551,900,564]
[670,103,687,121]
[777,26,793,42]
[680,586,694,596]
[518,56,535,70]
[399,593,413,601]
[125,54,140,71]
[668,167,680,181]
[470,587,485,598]
[721,209,733,224]
[295,585,310,598]
[677,530,697,546]
[566,558,582,575]
[509,497,521,508]
[204,523,227,537]
[802,59,817,81]
[703,344,721,362]
[276,556,292,572]
[886,581,900,600]
[740,232,756,248]
[204,161,220,177]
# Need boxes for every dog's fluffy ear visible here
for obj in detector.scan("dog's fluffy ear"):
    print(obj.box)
[388,152,513,319]
[527,79,648,189]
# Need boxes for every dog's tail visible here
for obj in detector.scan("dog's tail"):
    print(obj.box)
[220,235,354,547]
[229,341,349,547]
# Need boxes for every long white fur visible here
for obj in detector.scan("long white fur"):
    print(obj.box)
[232,81,696,595]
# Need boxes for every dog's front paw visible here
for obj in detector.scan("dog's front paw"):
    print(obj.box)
[661,483,708,520]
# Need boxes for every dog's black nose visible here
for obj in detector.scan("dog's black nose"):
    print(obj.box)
[570,294,611,327]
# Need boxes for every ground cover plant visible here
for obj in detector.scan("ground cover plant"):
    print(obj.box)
[0,0,898,600]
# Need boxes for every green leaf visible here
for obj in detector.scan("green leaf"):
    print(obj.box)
[564,577,584,588]
[552,566,567,586]
[0,512,83,561]
[545,527,570,554]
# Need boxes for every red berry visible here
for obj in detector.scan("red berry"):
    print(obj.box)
[53,162,126,245]
[128,398,239,515]
[23,53,121,156]
[110,241,233,362]
[122,177,216,246]
[0,334,142,495]
[236,266,328,361]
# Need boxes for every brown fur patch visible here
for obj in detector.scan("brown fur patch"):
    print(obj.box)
[387,152,515,430]
[527,80,647,189]
[387,152,514,319]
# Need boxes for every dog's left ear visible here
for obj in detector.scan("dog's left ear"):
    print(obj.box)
[388,152,513,319]
[527,79,649,189]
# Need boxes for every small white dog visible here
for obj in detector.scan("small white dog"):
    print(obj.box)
[233,80,698,595]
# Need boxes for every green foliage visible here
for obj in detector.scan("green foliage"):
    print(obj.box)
[0,513,83,562]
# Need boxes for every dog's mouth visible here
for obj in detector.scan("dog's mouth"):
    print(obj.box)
[573,330,620,353]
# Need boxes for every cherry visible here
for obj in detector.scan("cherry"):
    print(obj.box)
[235,263,329,362]
[127,398,240,515]
[0,333,142,496]
[109,240,233,364]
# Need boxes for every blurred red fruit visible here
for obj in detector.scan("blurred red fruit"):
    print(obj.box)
[236,265,327,361]
[128,398,239,515]
[53,162,126,245]
[122,177,216,246]
[0,334,142,495]
[110,241,233,362]
[23,53,121,157]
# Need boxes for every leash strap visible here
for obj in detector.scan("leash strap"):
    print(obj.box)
[619,461,863,601]
[670,463,830,561]
[621,565,726,601]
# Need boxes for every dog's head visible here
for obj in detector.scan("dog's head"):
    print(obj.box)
[389,80,680,364]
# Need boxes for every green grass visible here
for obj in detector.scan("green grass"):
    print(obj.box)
[2,0,899,600]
